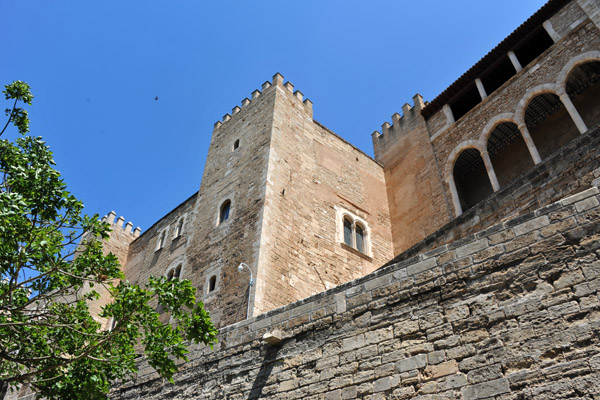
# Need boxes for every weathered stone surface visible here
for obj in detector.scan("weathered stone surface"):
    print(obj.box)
[111,184,600,400]
[27,2,598,400]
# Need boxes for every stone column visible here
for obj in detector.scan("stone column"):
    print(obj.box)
[518,124,542,164]
[481,151,500,191]
[543,20,560,42]
[447,175,463,217]
[443,104,455,124]
[475,78,487,100]
[560,93,588,134]
[508,51,523,73]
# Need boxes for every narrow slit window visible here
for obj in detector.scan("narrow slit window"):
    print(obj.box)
[209,275,217,292]
[233,139,240,150]
[219,200,231,224]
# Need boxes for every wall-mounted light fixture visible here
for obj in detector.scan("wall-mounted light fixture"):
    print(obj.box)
[237,262,254,319]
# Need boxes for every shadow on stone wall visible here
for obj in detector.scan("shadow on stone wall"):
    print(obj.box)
[248,346,280,400]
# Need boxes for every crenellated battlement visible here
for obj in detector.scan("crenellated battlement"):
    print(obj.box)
[372,94,426,141]
[213,73,313,129]
[101,211,141,237]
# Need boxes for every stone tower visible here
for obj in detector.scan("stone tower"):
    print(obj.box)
[184,73,394,326]
[372,96,452,255]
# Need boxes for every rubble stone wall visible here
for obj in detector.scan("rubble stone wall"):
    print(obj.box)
[111,184,600,399]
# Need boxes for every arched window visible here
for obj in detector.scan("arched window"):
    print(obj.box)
[355,224,365,253]
[343,217,353,247]
[453,148,493,212]
[174,218,184,238]
[338,210,370,256]
[167,265,182,281]
[219,200,231,224]
[156,230,167,251]
[566,61,600,130]
[208,275,217,292]
[487,122,534,187]
[233,139,240,150]
[525,93,579,159]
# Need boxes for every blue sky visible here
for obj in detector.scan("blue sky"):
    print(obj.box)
[2,1,546,232]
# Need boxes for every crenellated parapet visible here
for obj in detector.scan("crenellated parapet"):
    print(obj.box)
[213,73,313,130]
[372,94,429,163]
[372,94,426,141]
[101,210,141,237]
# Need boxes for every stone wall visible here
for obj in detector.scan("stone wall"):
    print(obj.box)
[123,193,196,287]
[110,184,600,399]
[388,123,600,267]
[372,97,452,256]
[374,0,600,253]
[185,79,278,327]
[431,16,599,217]
[255,79,393,315]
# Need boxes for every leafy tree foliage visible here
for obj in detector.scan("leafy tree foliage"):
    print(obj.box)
[0,81,218,399]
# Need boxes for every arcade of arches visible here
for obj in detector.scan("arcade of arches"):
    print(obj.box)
[451,60,600,215]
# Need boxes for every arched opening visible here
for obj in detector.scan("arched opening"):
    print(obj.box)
[156,230,166,250]
[167,265,182,281]
[453,148,493,211]
[219,200,231,224]
[525,93,579,159]
[566,61,600,130]
[355,223,365,254]
[343,217,353,247]
[174,218,184,238]
[487,122,535,187]
[208,275,217,292]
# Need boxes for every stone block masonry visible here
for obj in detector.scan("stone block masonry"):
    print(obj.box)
[110,185,600,399]
[390,123,600,267]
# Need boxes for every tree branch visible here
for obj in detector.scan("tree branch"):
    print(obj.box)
[0,98,18,137]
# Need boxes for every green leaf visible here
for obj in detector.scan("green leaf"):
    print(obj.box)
[0,80,217,400]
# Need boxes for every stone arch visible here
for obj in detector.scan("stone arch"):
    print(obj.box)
[556,51,600,89]
[486,121,535,187]
[514,83,562,126]
[479,113,516,144]
[562,55,600,131]
[165,257,186,281]
[444,140,484,181]
[522,91,581,160]
[445,141,496,216]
